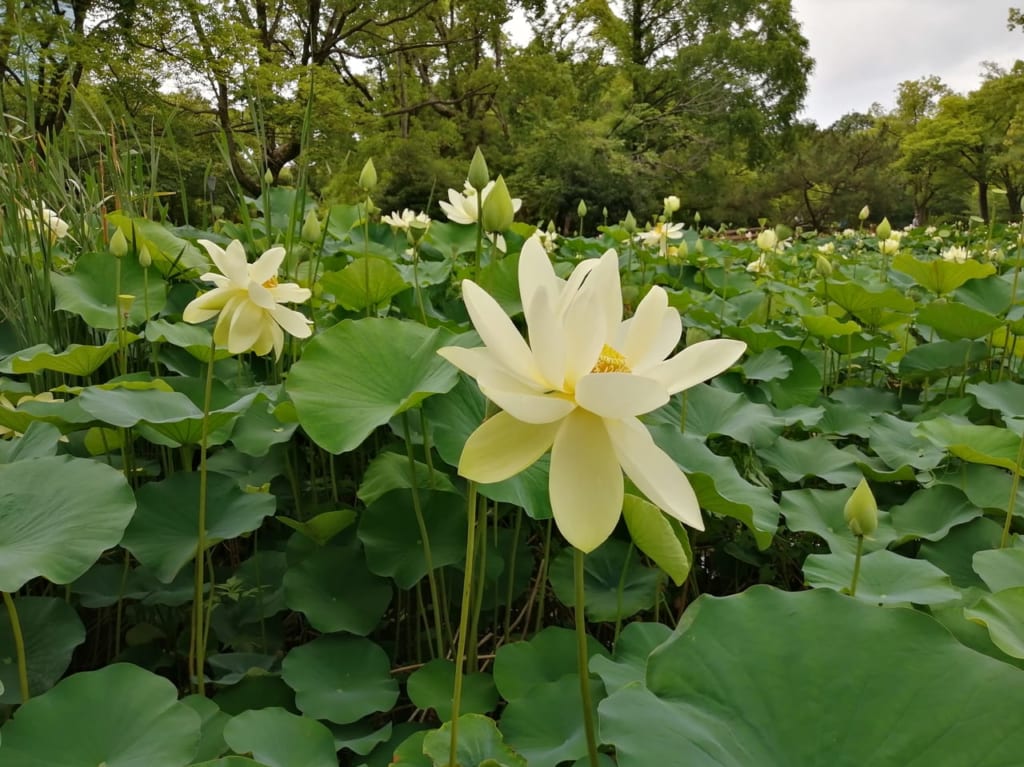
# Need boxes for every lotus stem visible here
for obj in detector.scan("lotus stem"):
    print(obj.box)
[999,430,1024,549]
[849,535,865,597]
[3,592,29,702]
[574,548,600,767]
[449,481,480,767]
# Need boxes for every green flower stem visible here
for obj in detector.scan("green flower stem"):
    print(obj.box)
[574,548,600,767]
[401,411,445,658]
[474,195,484,281]
[999,430,1024,549]
[190,337,217,695]
[449,480,480,767]
[503,508,523,642]
[533,518,553,636]
[467,499,488,670]
[3,591,29,702]
[849,535,865,597]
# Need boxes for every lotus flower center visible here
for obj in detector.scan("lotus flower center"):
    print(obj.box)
[262,276,279,289]
[591,344,631,374]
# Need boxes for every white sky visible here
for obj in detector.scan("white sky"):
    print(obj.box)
[506,0,1024,126]
[793,0,1023,125]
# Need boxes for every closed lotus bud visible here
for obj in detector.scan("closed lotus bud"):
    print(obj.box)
[664,195,681,214]
[602,206,608,220]
[757,228,779,252]
[859,205,870,221]
[876,217,892,241]
[677,240,689,258]
[110,228,129,258]
[577,199,588,219]
[623,210,637,233]
[138,244,152,268]
[359,159,377,192]
[694,211,701,225]
[301,210,321,243]
[694,239,703,254]
[481,175,515,232]
[815,254,832,277]
[844,478,878,537]
[263,169,274,186]
[468,147,489,191]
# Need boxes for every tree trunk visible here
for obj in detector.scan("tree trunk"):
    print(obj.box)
[978,180,990,222]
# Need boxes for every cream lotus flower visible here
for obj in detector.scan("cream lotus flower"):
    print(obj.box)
[941,245,970,263]
[183,239,312,359]
[439,181,522,225]
[438,235,746,552]
[382,209,431,231]
[635,221,684,257]
[20,204,69,243]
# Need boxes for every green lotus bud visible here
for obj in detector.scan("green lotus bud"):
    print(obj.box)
[577,199,588,219]
[677,240,689,259]
[263,168,274,186]
[301,209,321,243]
[623,210,637,233]
[359,158,377,192]
[664,195,680,214]
[468,147,489,191]
[694,210,701,225]
[859,205,870,221]
[844,478,878,537]
[547,220,556,234]
[694,239,703,254]
[876,217,892,241]
[138,244,152,268]
[815,254,832,277]
[602,206,608,220]
[481,175,515,232]
[109,227,129,258]
[757,228,779,252]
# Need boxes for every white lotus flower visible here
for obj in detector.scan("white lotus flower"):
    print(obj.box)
[941,245,970,263]
[382,209,431,231]
[440,180,522,226]
[746,254,770,274]
[438,235,746,552]
[183,239,312,359]
[635,221,684,257]
[879,237,901,256]
[20,204,69,243]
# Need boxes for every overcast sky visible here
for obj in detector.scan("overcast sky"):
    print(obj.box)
[793,0,1023,125]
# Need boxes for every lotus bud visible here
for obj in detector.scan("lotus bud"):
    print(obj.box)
[623,210,637,233]
[263,169,274,186]
[547,220,556,234]
[109,228,129,258]
[677,240,689,259]
[844,478,878,537]
[694,211,701,225]
[138,244,152,268]
[815,254,832,277]
[481,175,515,232]
[876,217,892,241]
[116,294,135,317]
[602,206,608,221]
[359,158,377,192]
[664,195,681,214]
[859,205,870,221]
[757,228,779,252]
[694,239,703,254]
[301,210,321,243]
[467,147,489,191]
[577,199,588,219]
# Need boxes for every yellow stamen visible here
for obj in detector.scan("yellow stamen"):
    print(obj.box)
[591,344,630,374]
[262,276,279,289]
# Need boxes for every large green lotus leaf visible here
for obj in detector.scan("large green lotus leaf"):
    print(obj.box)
[589,621,672,696]
[321,257,409,311]
[804,550,961,605]
[222,708,337,767]
[888,484,979,543]
[965,587,1024,658]
[621,494,691,586]
[122,472,276,582]
[824,279,915,323]
[145,319,233,363]
[277,509,357,546]
[181,694,231,763]
[355,722,431,767]
[973,548,1024,592]
[915,418,1024,475]
[867,412,946,472]
[739,347,792,381]
[893,251,996,295]
[51,250,167,329]
[967,380,1024,419]
[287,318,458,454]
[779,488,896,555]
[0,396,94,441]
[329,719,393,757]
[548,540,663,622]
[802,314,862,337]
[648,384,790,448]
[599,586,1024,766]
[0,340,125,377]
[898,339,990,378]
[0,456,135,591]
[0,597,85,703]
[107,212,208,276]
[648,427,779,548]
[281,635,398,724]
[0,663,201,767]
[492,626,609,702]
[920,516,1006,589]
[425,376,552,520]
[357,489,466,589]
[283,541,392,635]
[765,346,823,408]
[422,714,527,767]
[917,301,1002,340]
[406,660,498,721]
[499,676,605,767]
[758,435,864,485]
[191,759,270,767]
[0,421,62,463]
[356,451,456,505]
